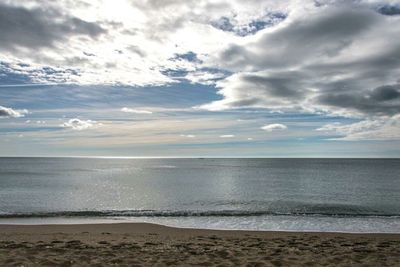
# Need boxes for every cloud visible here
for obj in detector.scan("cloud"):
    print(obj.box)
[182,68,229,85]
[0,106,28,118]
[316,84,400,116]
[0,0,295,86]
[211,12,287,36]
[213,7,381,71]
[121,107,153,114]
[377,4,400,16]
[220,134,235,138]
[2,0,399,89]
[200,70,307,111]
[172,52,202,63]
[0,3,105,51]
[316,115,400,140]
[261,123,287,132]
[180,134,196,138]
[61,118,100,130]
[0,0,399,144]
[199,2,400,140]
[0,1,172,86]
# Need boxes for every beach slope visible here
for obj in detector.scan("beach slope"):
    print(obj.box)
[0,223,399,266]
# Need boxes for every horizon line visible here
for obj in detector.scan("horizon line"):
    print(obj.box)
[0,156,398,159]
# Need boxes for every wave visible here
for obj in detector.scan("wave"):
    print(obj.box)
[0,209,399,219]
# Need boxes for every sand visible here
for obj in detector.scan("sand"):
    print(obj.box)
[0,223,399,266]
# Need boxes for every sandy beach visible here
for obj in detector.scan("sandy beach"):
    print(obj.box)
[0,223,399,266]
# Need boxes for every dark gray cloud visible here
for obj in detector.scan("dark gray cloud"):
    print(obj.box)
[370,84,400,101]
[0,3,105,51]
[0,108,12,117]
[316,84,400,116]
[377,4,400,16]
[240,72,305,99]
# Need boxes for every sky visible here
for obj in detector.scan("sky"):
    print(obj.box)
[0,0,399,157]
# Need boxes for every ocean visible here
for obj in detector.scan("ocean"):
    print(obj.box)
[0,157,399,233]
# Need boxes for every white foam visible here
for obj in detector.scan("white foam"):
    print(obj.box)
[1,215,399,233]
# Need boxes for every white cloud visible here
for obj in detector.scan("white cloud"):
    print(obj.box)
[61,118,100,130]
[220,134,235,138]
[0,106,28,118]
[180,134,196,138]
[316,115,400,140]
[0,0,310,87]
[0,0,238,86]
[184,70,227,85]
[261,123,287,132]
[121,107,153,114]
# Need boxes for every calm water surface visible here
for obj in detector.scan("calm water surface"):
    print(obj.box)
[0,158,399,232]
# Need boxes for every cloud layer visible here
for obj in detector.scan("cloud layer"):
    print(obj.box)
[1,0,399,144]
[317,115,400,140]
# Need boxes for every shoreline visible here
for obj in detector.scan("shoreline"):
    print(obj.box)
[1,220,400,235]
[1,222,400,266]
[1,214,399,234]
[2,221,400,235]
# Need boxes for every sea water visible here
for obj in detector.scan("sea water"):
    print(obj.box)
[0,158,399,233]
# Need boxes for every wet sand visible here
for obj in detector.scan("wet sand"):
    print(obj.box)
[0,223,399,266]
